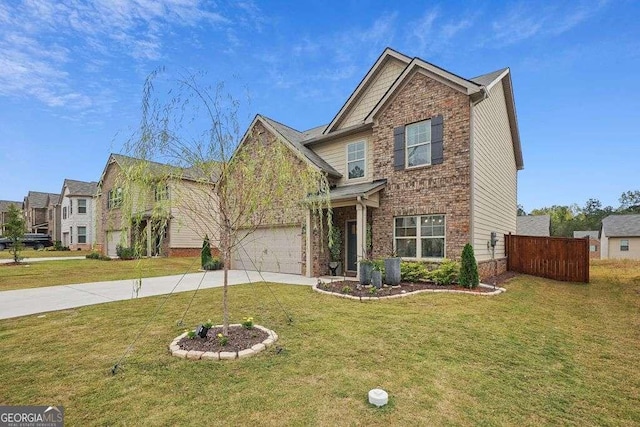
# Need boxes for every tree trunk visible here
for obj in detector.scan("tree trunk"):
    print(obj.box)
[222,228,230,335]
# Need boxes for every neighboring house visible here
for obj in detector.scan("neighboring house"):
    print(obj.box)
[231,47,523,279]
[0,200,23,235]
[600,214,640,260]
[95,153,217,257]
[573,230,600,259]
[60,179,98,250]
[516,215,551,237]
[46,193,61,244]
[23,191,59,234]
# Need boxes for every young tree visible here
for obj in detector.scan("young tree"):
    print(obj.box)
[5,204,26,263]
[123,71,330,334]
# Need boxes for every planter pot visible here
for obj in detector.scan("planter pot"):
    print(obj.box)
[359,263,373,285]
[384,257,401,286]
[328,261,342,276]
[371,270,382,288]
[196,325,210,338]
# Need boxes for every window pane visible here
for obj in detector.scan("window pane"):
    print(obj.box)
[406,121,431,146]
[422,238,444,258]
[395,216,417,237]
[407,144,431,167]
[396,239,416,257]
[348,160,365,179]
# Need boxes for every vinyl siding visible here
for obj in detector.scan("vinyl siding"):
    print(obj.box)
[338,58,406,129]
[60,186,96,248]
[472,81,518,261]
[310,130,373,186]
[169,180,219,248]
[606,237,640,260]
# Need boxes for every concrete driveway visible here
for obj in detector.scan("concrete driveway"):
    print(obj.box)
[0,270,317,320]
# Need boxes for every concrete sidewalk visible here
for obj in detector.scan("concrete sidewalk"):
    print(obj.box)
[0,270,318,320]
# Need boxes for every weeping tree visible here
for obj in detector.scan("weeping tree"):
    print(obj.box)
[123,70,331,334]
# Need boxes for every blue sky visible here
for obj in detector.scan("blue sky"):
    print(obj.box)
[0,0,637,212]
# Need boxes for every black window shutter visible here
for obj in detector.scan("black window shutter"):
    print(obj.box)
[393,125,405,171]
[431,115,444,165]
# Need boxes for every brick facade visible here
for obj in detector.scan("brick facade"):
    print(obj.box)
[370,71,472,261]
[477,258,508,281]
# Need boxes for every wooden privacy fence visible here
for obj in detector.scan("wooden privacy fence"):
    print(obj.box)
[504,234,589,283]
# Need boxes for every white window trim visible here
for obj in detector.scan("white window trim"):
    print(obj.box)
[77,199,87,214]
[345,140,367,181]
[77,226,87,244]
[405,119,432,169]
[393,214,446,260]
[620,239,629,251]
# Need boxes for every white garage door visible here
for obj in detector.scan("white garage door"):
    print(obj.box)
[106,230,121,257]
[232,227,302,274]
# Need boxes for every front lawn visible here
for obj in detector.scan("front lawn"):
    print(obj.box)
[0,257,201,291]
[0,249,92,259]
[0,260,638,425]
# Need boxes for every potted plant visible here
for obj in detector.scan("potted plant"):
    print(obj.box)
[384,255,401,286]
[371,260,384,289]
[328,225,342,276]
[359,259,374,285]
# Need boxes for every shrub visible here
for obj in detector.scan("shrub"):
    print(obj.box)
[241,316,254,329]
[86,252,101,259]
[116,245,137,260]
[201,235,213,268]
[203,257,223,271]
[459,243,479,288]
[372,259,385,273]
[431,259,460,285]
[401,261,429,282]
[217,333,228,346]
[203,319,214,328]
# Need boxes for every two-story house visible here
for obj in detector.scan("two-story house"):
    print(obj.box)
[46,193,61,244]
[231,48,523,279]
[0,200,23,235]
[59,179,98,250]
[23,191,60,234]
[95,153,218,258]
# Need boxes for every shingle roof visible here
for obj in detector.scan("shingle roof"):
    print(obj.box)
[516,215,551,236]
[470,68,509,86]
[109,153,212,182]
[64,179,98,196]
[602,214,640,237]
[0,200,22,213]
[328,179,387,201]
[259,116,342,178]
[573,230,599,239]
[25,191,59,209]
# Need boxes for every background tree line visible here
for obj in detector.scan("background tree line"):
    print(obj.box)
[519,190,640,237]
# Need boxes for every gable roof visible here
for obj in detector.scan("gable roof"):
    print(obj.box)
[0,200,22,213]
[242,115,342,179]
[602,214,640,237]
[62,179,98,197]
[516,215,551,236]
[574,230,599,240]
[24,191,59,209]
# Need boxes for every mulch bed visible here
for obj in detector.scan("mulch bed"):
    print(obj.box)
[178,326,269,353]
[319,272,519,298]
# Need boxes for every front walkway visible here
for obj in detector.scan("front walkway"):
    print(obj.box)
[0,270,318,320]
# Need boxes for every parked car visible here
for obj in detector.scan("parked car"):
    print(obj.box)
[0,233,54,250]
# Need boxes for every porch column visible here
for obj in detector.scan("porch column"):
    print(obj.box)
[356,202,367,279]
[146,221,152,257]
[306,209,312,277]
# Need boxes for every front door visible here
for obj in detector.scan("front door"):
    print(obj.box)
[346,220,357,272]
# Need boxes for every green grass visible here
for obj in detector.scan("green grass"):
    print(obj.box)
[0,260,639,425]
[0,257,201,291]
[0,249,92,259]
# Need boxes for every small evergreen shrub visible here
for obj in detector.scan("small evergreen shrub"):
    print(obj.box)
[431,259,460,285]
[400,261,429,282]
[459,243,480,288]
[201,235,213,268]
[86,252,101,259]
[116,245,137,260]
[203,257,223,271]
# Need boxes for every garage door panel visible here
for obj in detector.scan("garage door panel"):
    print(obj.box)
[232,227,301,274]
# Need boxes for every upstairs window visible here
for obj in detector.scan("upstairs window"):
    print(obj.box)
[62,207,67,220]
[347,141,365,179]
[107,188,123,209]
[78,199,87,214]
[155,184,169,202]
[620,239,629,251]
[406,120,431,167]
